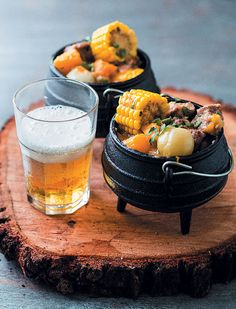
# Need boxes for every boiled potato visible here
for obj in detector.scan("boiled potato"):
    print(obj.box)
[158,127,194,156]
[67,66,95,83]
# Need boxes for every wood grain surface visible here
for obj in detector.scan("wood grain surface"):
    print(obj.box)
[0,88,235,299]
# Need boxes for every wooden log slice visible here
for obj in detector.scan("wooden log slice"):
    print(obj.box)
[0,88,235,298]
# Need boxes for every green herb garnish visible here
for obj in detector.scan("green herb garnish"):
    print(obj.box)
[112,43,120,48]
[89,63,94,72]
[147,127,158,135]
[182,107,191,117]
[146,127,159,144]
[159,123,167,135]
[99,79,109,84]
[175,97,182,102]
[184,120,191,127]
[172,123,180,127]
[194,121,202,128]
[160,123,166,131]
[152,118,162,126]
[116,48,127,58]
[149,133,159,144]
[162,117,172,125]
[82,62,94,71]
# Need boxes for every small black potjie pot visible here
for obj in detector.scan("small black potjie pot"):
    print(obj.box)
[102,114,233,235]
[49,42,160,137]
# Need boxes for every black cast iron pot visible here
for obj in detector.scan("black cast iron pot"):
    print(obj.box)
[102,111,233,235]
[48,42,160,137]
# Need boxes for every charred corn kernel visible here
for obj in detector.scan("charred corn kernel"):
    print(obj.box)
[112,68,144,82]
[204,113,224,135]
[53,49,82,75]
[123,134,150,153]
[115,89,169,134]
[91,21,137,62]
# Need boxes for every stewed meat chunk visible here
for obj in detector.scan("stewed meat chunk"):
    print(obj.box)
[167,101,196,118]
[189,129,206,150]
[192,104,223,135]
[74,41,95,63]
[196,104,222,116]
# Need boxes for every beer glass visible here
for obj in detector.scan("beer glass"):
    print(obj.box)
[13,78,98,215]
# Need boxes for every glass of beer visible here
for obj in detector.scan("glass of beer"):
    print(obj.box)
[13,78,98,215]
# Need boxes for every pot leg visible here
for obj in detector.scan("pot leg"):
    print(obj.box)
[117,198,127,213]
[180,210,192,235]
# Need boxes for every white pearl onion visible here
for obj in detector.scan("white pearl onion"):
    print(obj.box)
[158,127,194,157]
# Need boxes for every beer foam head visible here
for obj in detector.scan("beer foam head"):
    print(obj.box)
[18,105,94,162]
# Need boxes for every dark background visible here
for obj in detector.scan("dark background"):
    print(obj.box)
[0,0,236,307]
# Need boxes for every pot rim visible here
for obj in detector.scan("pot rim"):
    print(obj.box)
[49,40,150,88]
[109,103,225,163]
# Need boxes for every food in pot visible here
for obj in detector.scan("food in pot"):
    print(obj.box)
[115,90,224,157]
[53,21,144,84]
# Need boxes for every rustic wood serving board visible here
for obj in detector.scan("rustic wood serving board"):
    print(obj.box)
[0,88,235,298]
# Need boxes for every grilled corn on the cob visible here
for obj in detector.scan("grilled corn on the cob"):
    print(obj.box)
[91,21,137,63]
[115,89,169,134]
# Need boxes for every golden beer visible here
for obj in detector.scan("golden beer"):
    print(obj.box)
[22,145,92,212]
[19,104,95,214]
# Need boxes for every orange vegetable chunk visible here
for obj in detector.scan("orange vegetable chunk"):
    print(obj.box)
[204,113,224,135]
[123,134,150,153]
[93,59,117,78]
[53,48,82,75]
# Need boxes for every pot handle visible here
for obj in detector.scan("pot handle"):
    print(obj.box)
[103,88,124,121]
[164,166,174,197]
[103,88,124,101]
[162,148,234,178]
